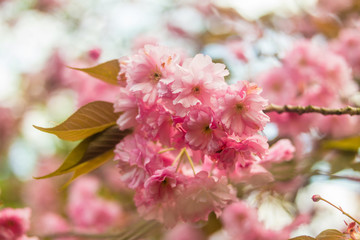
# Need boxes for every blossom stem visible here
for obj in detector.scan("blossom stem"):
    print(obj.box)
[172,148,185,167]
[315,196,360,225]
[158,147,175,154]
[39,220,160,239]
[184,149,196,176]
[264,104,360,116]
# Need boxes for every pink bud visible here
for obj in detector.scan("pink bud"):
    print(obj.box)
[312,195,321,202]
[88,48,102,61]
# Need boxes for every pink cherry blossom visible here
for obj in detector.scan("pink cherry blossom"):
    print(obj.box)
[125,44,183,104]
[217,81,269,137]
[114,87,139,130]
[134,167,185,227]
[171,54,228,109]
[33,213,71,240]
[114,134,173,189]
[257,67,297,106]
[331,28,360,77]
[0,208,31,240]
[182,106,225,153]
[211,134,268,170]
[221,202,308,240]
[177,171,236,222]
[263,139,295,163]
[67,176,122,233]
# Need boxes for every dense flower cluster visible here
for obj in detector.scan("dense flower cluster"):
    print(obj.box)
[257,40,360,138]
[112,44,295,227]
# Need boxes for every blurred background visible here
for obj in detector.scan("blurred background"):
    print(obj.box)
[2,0,360,238]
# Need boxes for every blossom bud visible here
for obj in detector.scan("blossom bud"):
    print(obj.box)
[312,194,321,202]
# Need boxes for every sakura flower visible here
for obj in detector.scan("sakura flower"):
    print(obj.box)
[182,107,226,153]
[136,103,179,146]
[114,134,172,189]
[126,44,183,104]
[221,202,307,240]
[263,139,295,163]
[217,81,269,137]
[33,213,71,240]
[171,54,228,109]
[257,67,297,106]
[67,176,122,233]
[134,167,185,227]
[114,87,139,130]
[177,171,236,222]
[331,28,360,77]
[0,208,32,240]
[211,134,269,170]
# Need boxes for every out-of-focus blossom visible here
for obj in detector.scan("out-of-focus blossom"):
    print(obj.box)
[0,107,16,154]
[0,208,37,240]
[67,176,122,233]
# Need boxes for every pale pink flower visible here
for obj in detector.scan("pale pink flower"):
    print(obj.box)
[317,114,360,138]
[126,45,183,104]
[142,167,185,203]
[67,176,122,233]
[131,35,159,52]
[267,112,316,137]
[114,134,173,189]
[211,134,268,170]
[226,40,248,62]
[136,103,178,145]
[0,208,31,240]
[331,28,360,77]
[217,81,269,137]
[177,171,236,222]
[172,54,228,109]
[135,167,185,227]
[231,163,274,186]
[257,67,297,106]
[263,139,295,163]
[114,87,139,130]
[283,40,356,106]
[221,202,307,240]
[33,213,71,240]
[182,107,225,153]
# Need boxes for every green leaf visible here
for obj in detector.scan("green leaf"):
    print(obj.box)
[316,229,345,240]
[322,136,360,152]
[288,236,316,240]
[34,101,120,141]
[35,126,131,179]
[34,136,95,179]
[69,59,120,85]
[62,150,115,188]
[81,125,132,163]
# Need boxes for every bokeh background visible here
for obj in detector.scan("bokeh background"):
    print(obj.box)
[2,0,360,238]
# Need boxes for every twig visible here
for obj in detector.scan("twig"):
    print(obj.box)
[40,220,160,239]
[264,104,360,116]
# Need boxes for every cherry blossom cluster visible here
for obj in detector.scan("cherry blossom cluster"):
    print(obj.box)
[258,40,360,138]
[31,176,121,236]
[113,44,294,227]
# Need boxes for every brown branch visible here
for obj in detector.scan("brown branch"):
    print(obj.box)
[39,220,160,239]
[264,104,360,115]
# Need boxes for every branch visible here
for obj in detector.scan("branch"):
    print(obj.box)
[39,220,160,239]
[264,104,360,115]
